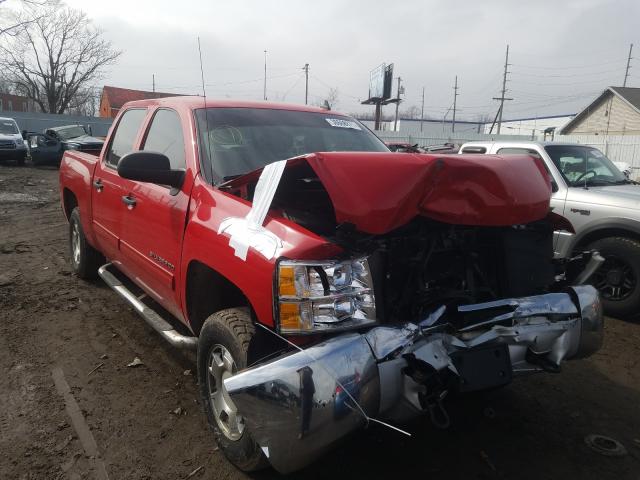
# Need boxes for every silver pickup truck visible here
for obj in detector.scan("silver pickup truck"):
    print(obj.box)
[459,141,640,318]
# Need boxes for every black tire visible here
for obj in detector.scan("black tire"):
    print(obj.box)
[69,207,104,280]
[197,308,268,472]
[588,236,640,318]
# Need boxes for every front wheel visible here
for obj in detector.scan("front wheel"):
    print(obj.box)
[589,236,640,319]
[197,308,268,472]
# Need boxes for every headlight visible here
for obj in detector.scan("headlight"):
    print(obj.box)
[65,144,79,151]
[15,139,23,147]
[276,258,376,334]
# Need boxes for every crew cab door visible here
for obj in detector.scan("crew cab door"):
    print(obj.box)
[118,108,191,320]
[27,133,60,164]
[91,108,147,262]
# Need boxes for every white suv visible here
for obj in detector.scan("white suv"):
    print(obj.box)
[0,116,27,165]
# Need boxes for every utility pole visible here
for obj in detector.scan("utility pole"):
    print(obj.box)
[493,44,513,134]
[303,63,309,104]
[394,77,402,132]
[420,86,425,133]
[263,50,267,101]
[624,43,634,87]
[452,75,459,133]
[152,74,155,93]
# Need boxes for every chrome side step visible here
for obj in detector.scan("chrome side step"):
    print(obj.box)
[98,263,198,350]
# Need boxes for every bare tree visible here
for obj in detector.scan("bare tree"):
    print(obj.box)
[401,105,421,119]
[0,3,120,114]
[0,0,49,36]
[314,87,339,110]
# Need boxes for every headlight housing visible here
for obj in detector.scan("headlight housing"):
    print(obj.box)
[276,258,376,334]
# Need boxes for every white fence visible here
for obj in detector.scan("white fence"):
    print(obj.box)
[376,131,640,168]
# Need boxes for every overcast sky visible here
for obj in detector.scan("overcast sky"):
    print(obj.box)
[27,0,640,120]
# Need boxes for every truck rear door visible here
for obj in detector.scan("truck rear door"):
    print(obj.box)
[117,108,191,320]
[91,108,147,263]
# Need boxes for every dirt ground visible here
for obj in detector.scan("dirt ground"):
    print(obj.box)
[0,163,639,480]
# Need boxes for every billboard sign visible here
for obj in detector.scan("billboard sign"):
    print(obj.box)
[368,63,394,101]
[369,64,385,99]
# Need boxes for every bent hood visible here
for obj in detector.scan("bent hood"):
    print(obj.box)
[224,151,552,235]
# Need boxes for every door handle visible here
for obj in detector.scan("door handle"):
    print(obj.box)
[121,195,136,209]
[93,179,103,192]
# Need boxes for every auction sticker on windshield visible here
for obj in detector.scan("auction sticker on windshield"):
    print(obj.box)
[325,118,361,130]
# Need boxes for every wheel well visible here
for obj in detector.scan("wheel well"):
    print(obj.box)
[185,261,251,336]
[575,228,640,251]
[62,188,78,220]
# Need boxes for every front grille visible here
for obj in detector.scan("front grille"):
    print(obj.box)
[0,141,16,149]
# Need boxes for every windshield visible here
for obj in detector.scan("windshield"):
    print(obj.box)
[195,107,388,182]
[56,126,87,140]
[545,145,628,186]
[0,120,19,135]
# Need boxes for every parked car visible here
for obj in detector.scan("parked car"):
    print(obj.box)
[0,116,27,166]
[459,140,640,318]
[59,98,602,474]
[28,124,103,165]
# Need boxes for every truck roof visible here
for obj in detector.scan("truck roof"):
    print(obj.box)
[122,95,347,116]
[460,140,584,148]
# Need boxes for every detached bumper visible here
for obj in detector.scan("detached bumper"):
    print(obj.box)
[224,285,603,474]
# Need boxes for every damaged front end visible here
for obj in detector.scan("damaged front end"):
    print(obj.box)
[218,151,604,473]
[225,285,602,474]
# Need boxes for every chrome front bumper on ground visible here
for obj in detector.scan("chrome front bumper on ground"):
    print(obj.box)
[224,285,603,474]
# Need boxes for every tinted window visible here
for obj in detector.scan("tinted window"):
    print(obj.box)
[106,109,147,167]
[195,108,388,182]
[142,109,185,169]
[461,146,486,153]
[497,147,542,159]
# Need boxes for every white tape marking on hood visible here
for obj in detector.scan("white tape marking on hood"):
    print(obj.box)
[218,159,288,261]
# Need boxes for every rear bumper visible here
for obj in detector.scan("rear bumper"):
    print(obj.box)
[225,285,603,474]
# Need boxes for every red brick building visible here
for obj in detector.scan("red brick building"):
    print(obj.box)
[0,93,33,113]
[99,86,181,118]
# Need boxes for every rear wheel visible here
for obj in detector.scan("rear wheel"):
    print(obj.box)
[197,308,268,472]
[589,236,640,319]
[69,207,104,279]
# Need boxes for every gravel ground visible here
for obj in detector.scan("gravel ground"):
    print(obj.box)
[1,163,639,480]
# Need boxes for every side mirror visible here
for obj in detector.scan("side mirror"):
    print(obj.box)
[117,151,185,190]
[21,130,27,140]
[551,180,559,193]
[86,124,93,136]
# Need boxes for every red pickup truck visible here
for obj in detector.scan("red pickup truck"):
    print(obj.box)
[59,96,604,474]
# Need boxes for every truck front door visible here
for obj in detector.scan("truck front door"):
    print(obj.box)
[91,108,147,263]
[118,108,191,320]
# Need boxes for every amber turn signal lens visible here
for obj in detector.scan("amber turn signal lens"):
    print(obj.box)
[278,266,297,296]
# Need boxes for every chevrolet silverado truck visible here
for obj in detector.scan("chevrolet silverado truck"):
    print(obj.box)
[460,140,640,318]
[59,97,603,474]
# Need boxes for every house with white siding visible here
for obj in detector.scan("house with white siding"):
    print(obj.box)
[560,87,640,135]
